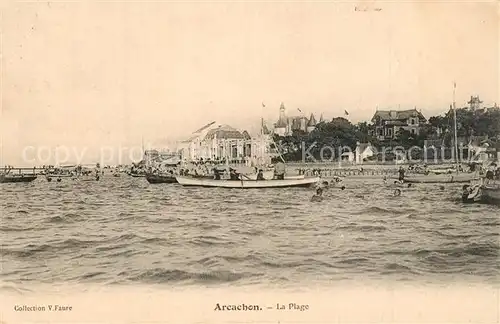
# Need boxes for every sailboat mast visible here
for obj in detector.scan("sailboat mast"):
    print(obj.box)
[260,119,263,165]
[453,82,459,171]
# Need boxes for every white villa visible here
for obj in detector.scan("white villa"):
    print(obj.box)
[339,142,375,164]
[355,142,375,164]
[178,121,274,165]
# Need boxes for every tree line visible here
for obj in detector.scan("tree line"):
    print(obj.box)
[271,107,500,162]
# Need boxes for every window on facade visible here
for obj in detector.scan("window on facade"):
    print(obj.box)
[411,129,416,134]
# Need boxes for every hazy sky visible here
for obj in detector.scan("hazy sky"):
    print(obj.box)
[1,0,498,165]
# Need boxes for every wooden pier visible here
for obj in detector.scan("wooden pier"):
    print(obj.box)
[1,167,40,175]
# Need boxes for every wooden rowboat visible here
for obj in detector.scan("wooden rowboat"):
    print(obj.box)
[146,174,178,184]
[462,183,500,205]
[481,185,500,204]
[176,176,319,188]
[129,173,145,178]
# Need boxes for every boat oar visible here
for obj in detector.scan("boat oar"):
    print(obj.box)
[240,173,253,180]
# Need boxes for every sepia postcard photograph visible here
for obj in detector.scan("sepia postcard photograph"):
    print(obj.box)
[0,0,499,323]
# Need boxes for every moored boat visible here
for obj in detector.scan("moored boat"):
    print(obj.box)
[461,182,500,205]
[176,175,319,188]
[481,185,500,204]
[146,174,178,184]
[403,172,478,184]
[0,174,37,183]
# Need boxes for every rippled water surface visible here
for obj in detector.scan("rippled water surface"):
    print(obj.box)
[1,176,499,288]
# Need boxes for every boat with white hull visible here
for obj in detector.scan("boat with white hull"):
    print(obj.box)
[176,176,320,188]
[403,172,478,184]
[462,183,500,205]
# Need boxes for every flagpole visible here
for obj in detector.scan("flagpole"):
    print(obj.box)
[453,82,459,172]
[261,102,265,165]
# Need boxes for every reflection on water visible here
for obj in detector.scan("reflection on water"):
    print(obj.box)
[0,176,498,288]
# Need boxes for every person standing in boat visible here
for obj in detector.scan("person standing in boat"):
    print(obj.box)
[485,163,496,184]
[256,169,265,181]
[274,162,285,180]
[229,168,240,180]
[213,168,221,180]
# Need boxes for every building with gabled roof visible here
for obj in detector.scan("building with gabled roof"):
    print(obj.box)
[371,108,427,140]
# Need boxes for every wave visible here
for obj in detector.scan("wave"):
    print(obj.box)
[356,206,398,215]
[0,226,35,232]
[380,262,419,275]
[1,238,100,258]
[189,235,228,246]
[46,213,84,223]
[337,224,387,232]
[127,268,257,284]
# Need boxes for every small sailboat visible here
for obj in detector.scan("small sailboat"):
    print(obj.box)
[405,83,479,184]
[242,114,303,181]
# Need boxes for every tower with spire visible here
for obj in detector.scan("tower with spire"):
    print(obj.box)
[306,113,317,132]
[273,102,318,136]
[274,102,288,136]
[467,95,483,110]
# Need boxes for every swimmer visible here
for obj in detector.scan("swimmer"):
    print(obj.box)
[461,184,477,203]
[393,180,404,188]
[311,188,324,202]
[407,183,412,188]
[439,185,445,190]
[340,185,346,190]
[316,181,329,190]
[393,188,401,196]
[333,176,342,183]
